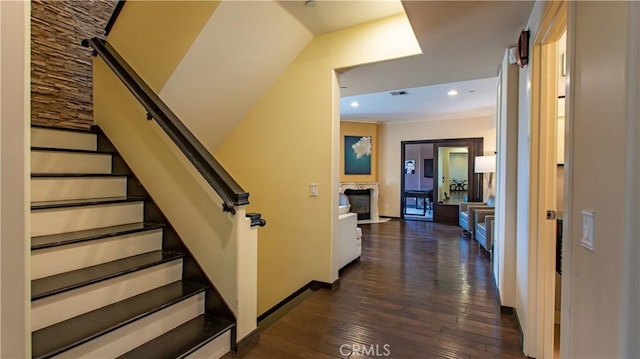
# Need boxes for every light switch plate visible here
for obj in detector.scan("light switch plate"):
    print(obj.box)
[309,183,318,197]
[581,210,595,251]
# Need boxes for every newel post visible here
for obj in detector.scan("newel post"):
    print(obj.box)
[234,206,258,343]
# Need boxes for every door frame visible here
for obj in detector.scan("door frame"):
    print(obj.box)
[400,138,483,223]
[528,1,567,357]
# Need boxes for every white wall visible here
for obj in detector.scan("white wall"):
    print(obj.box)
[515,2,544,355]
[379,116,496,217]
[494,49,518,310]
[621,4,640,357]
[0,1,30,356]
[562,2,639,357]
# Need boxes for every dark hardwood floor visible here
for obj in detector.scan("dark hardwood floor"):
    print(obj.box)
[230,220,524,358]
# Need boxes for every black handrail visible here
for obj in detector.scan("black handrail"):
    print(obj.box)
[83,37,256,218]
[105,0,126,36]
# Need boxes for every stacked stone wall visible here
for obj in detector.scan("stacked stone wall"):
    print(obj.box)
[32,0,117,129]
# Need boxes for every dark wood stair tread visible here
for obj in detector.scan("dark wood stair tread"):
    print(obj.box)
[32,222,165,250]
[32,250,184,300]
[31,173,127,178]
[31,124,97,133]
[31,196,145,210]
[32,281,207,359]
[118,314,234,359]
[31,146,113,154]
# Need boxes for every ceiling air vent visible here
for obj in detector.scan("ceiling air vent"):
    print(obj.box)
[390,90,409,96]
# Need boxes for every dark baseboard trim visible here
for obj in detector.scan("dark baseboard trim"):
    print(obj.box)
[311,278,341,291]
[512,307,524,349]
[338,257,361,276]
[234,328,259,352]
[256,278,341,329]
[257,282,313,323]
[500,305,515,314]
[500,305,527,355]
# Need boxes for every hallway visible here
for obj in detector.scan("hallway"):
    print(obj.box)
[233,220,525,358]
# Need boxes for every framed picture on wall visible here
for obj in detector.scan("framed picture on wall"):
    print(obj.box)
[405,160,415,174]
[344,135,372,174]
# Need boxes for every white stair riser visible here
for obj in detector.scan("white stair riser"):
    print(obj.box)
[32,151,112,174]
[31,202,144,237]
[53,293,204,359]
[185,330,231,359]
[31,229,163,280]
[31,128,97,151]
[31,177,127,202]
[32,260,183,331]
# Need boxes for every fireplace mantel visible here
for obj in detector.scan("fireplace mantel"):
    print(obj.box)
[339,182,379,221]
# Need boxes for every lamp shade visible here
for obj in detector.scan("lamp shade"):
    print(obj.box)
[475,155,496,173]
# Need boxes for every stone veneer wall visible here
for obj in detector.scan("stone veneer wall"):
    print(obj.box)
[31,0,117,129]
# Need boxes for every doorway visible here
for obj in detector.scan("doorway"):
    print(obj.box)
[401,138,483,225]
[553,29,567,359]
[528,2,567,357]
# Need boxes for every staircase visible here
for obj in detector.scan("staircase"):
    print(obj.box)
[30,125,235,358]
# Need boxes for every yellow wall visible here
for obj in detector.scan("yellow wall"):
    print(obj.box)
[107,0,218,91]
[215,15,420,315]
[93,1,246,312]
[340,121,379,183]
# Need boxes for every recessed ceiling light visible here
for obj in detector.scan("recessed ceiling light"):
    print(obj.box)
[305,0,316,8]
[340,86,347,89]
[468,90,476,93]
[448,90,458,96]
[350,101,360,108]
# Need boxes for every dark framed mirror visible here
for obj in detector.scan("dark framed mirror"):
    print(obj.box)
[433,138,483,225]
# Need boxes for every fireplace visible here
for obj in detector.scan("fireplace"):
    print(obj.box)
[339,182,380,222]
[344,189,370,220]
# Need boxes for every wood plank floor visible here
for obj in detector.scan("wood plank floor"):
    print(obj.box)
[230,220,525,358]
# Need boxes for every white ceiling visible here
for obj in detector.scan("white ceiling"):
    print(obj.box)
[160,0,535,150]
[340,76,497,122]
[338,0,535,123]
[277,0,405,35]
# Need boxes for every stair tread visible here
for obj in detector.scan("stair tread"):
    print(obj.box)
[118,314,234,359]
[31,196,145,210]
[31,124,97,134]
[32,173,127,178]
[32,250,184,300]
[32,281,207,359]
[31,146,113,154]
[32,222,165,250]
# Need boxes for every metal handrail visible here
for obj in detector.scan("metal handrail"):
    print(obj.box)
[83,37,257,218]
